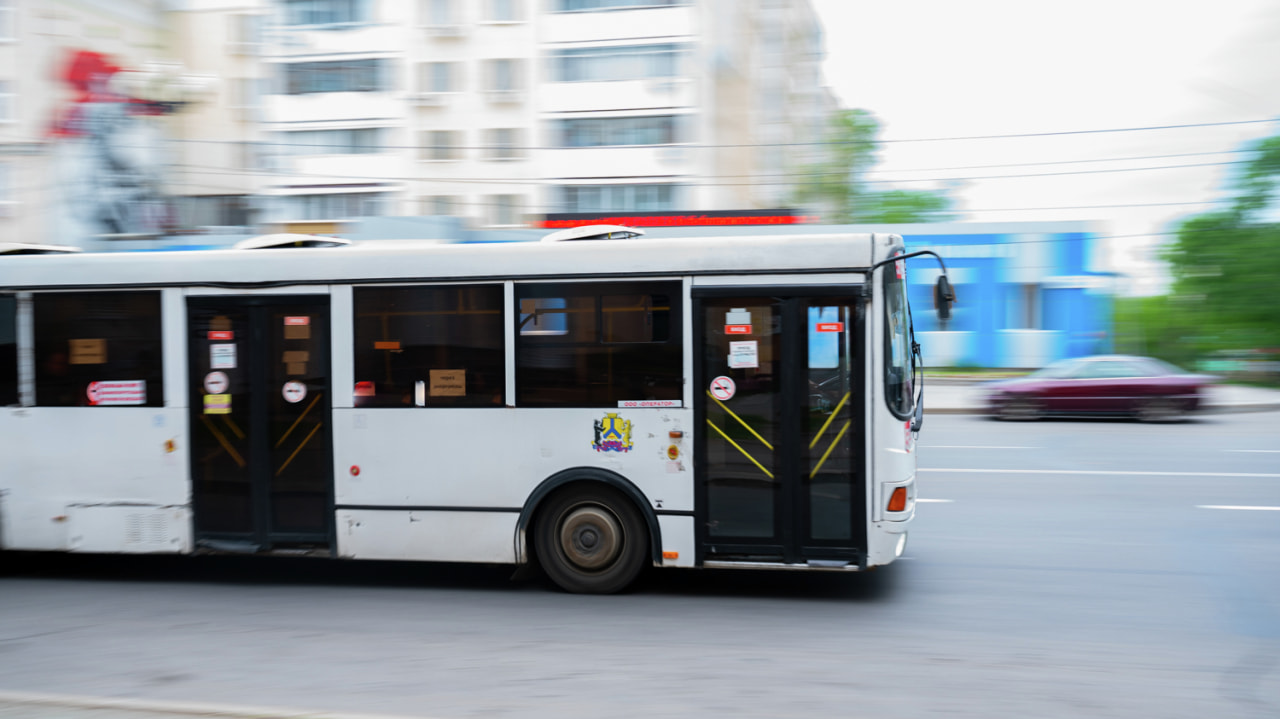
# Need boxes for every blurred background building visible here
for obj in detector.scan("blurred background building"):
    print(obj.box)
[0,0,836,244]
[0,0,1116,368]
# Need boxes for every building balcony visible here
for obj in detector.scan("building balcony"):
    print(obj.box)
[543,5,694,43]
[539,78,694,113]
[540,145,695,178]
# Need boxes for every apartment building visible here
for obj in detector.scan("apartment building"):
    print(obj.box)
[165,0,270,233]
[0,0,833,245]
[255,0,834,230]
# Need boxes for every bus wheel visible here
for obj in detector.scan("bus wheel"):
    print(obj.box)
[534,485,647,594]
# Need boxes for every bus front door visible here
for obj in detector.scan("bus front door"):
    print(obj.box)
[695,292,865,566]
[187,296,333,552]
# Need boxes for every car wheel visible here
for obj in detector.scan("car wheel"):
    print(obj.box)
[534,485,648,594]
[1136,396,1185,423]
[998,396,1042,421]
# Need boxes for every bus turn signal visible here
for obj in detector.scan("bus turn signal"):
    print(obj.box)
[887,487,908,512]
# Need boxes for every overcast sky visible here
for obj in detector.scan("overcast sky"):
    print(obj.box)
[810,0,1280,294]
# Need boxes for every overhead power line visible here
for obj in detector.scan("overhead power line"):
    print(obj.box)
[872,118,1277,144]
[1,117,1273,151]
[154,155,1253,189]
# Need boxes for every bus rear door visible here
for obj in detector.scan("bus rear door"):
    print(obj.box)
[187,295,333,552]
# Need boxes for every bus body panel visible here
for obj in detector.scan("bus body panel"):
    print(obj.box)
[332,407,693,511]
[867,236,917,567]
[335,509,517,564]
[0,407,190,552]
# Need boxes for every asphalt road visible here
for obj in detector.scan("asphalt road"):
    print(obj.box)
[2,411,1278,719]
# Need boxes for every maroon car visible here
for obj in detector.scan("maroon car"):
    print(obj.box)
[984,355,1214,422]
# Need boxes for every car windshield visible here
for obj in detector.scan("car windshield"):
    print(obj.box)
[1028,358,1082,379]
[1142,357,1188,376]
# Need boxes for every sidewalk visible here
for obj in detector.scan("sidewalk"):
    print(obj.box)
[922,379,1280,415]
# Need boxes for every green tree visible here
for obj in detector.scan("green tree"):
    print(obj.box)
[1164,134,1280,352]
[793,109,955,223]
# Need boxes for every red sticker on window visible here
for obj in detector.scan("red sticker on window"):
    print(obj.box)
[284,316,310,326]
[815,322,844,332]
[725,325,752,335]
[208,331,234,340]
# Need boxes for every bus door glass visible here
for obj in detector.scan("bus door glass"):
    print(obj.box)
[187,296,332,551]
[695,292,864,565]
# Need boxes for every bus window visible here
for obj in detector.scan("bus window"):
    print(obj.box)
[353,284,505,407]
[0,294,16,406]
[33,291,164,407]
[883,260,914,418]
[516,281,682,407]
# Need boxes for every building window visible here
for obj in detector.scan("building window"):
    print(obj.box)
[0,80,13,122]
[0,161,12,217]
[0,0,14,41]
[550,43,686,82]
[0,294,15,407]
[556,184,681,213]
[516,281,682,407]
[484,128,523,160]
[421,195,460,216]
[486,194,522,225]
[554,0,688,11]
[485,0,521,21]
[176,195,252,228]
[283,0,371,26]
[33,292,164,408]
[278,128,383,155]
[420,130,462,161]
[417,62,460,93]
[1011,283,1041,329]
[228,13,262,52]
[283,59,388,95]
[353,285,505,408]
[229,77,262,121]
[423,0,458,26]
[484,59,524,92]
[557,115,681,147]
[283,192,385,220]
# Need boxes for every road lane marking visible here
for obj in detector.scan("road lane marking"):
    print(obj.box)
[922,445,1038,450]
[921,468,1280,478]
[0,690,434,719]
[917,498,953,503]
[1224,449,1280,453]
[1197,505,1280,511]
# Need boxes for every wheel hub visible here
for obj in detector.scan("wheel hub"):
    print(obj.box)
[560,506,622,570]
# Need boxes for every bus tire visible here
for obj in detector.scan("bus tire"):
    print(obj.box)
[534,485,647,594]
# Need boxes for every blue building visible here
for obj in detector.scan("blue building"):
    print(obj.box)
[630,219,1115,369]
[889,221,1114,369]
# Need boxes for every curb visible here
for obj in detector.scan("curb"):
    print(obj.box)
[0,691,433,719]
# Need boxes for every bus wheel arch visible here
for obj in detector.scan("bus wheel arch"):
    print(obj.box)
[518,468,661,593]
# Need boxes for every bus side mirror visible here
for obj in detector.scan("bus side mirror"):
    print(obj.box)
[934,275,955,321]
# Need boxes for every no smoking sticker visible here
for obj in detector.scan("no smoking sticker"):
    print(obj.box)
[709,376,736,401]
[282,380,307,404]
[204,371,229,395]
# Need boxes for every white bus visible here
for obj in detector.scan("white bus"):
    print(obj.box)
[0,229,951,593]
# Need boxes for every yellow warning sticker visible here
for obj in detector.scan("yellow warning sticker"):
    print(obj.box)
[204,393,231,415]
